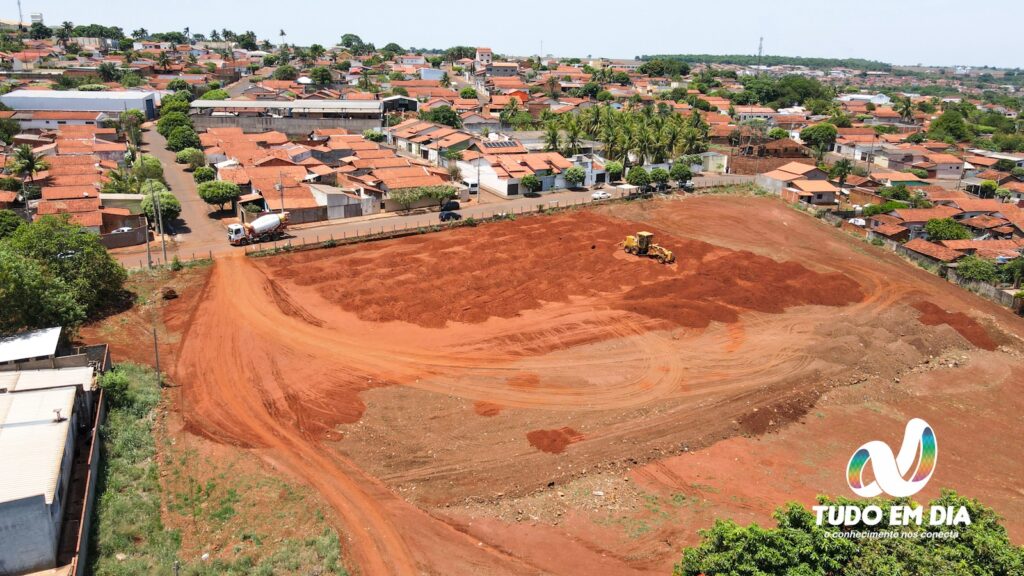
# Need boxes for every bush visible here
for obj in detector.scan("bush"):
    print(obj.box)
[605,161,623,181]
[626,166,650,187]
[909,168,929,179]
[0,176,21,191]
[174,148,206,170]
[956,255,997,283]
[0,209,25,239]
[670,162,692,184]
[166,126,200,152]
[192,166,215,183]
[924,217,971,241]
[564,166,586,188]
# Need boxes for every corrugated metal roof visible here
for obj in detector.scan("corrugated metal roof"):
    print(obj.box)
[0,327,62,365]
[190,99,382,112]
[0,367,94,393]
[0,387,76,504]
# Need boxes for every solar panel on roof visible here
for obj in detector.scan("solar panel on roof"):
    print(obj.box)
[484,141,517,148]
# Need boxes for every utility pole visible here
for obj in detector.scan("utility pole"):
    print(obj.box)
[153,190,167,262]
[756,37,763,70]
[277,171,285,213]
[144,215,152,268]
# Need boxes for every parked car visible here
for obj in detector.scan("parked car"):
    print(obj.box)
[111,226,133,234]
[439,211,462,222]
[591,191,612,200]
[680,181,695,192]
[440,200,461,211]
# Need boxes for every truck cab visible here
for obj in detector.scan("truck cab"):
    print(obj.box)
[227,223,247,245]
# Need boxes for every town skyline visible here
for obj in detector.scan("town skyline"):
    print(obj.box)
[14,0,1024,69]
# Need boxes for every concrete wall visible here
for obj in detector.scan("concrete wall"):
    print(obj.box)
[0,496,57,575]
[192,116,381,136]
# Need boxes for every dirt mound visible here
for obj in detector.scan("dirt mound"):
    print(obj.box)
[527,428,584,453]
[266,211,861,330]
[613,251,862,328]
[473,401,503,416]
[912,301,997,351]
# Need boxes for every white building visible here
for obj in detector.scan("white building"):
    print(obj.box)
[838,93,892,106]
[0,89,159,119]
[0,386,79,574]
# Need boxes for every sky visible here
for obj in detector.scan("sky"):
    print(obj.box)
[14,0,1024,69]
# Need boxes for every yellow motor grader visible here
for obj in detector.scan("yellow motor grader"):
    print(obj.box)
[621,231,675,264]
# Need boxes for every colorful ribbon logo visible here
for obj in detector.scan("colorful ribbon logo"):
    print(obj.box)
[847,418,937,498]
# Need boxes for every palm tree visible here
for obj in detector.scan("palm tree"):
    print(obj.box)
[830,158,854,191]
[561,116,583,157]
[543,123,560,152]
[9,145,49,186]
[894,96,914,124]
[499,98,520,127]
[157,52,172,72]
[102,167,141,195]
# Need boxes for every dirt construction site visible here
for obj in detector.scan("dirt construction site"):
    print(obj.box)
[131,195,1024,575]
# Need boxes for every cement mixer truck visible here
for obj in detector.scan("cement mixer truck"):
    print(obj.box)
[227,212,289,246]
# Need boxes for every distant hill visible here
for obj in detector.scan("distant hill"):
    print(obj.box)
[639,54,892,72]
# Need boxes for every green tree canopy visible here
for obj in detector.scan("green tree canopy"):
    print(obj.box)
[459,87,478,99]
[133,154,165,182]
[166,126,201,152]
[192,166,215,184]
[175,148,206,170]
[272,64,299,80]
[196,180,240,210]
[605,161,624,181]
[420,105,462,128]
[670,162,692,184]
[800,123,839,149]
[198,88,229,100]
[0,209,25,239]
[520,174,541,192]
[676,491,1024,576]
[564,166,586,188]
[0,245,86,333]
[3,216,126,318]
[626,166,650,187]
[925,217,972,241]
[957,255,998,282]
[156,111,192,137]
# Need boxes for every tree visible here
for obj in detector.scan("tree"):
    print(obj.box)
[420,185,458,208]
[175,148,206,170]
[102,167,141,195]
[133,154,164,182]
[443,150,463,182]
[800,122,838,149]
[564,166,586,189]
[198,89,229,100]
[994,158,1017,172]
[166,78,190,92]
[670,162,692,185]
[29,22,52,40]
[649,167,670,190]
[197,180,240,211]
[4,216,126,317]
[272,64,299,80]
[606,161,624,182]
[140,186,181,232]
[390,189,423,212]
[626,167,650,188]
[420,105,461,128]
[192,166,215,184]
[929,110,971,142]
[830,158,854,190]
[459,87,478,99]
[362,129,385,142]
[956,255,997,283]
[520,174,541,193]
[767,127,789,140]
[8,145,50,185]
[97,62,120,82]
[980,180,999,198]
[924,217,972,241]
[166,126,201,152]
[156,111,192,137]
[0,209,25,240]
[310,66,332,86]
[0,245,86,333]
[675,491,1024,576]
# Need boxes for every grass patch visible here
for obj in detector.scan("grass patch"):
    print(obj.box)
[90,363,348,575]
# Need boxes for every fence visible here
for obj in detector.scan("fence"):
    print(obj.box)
[947,269,1023,310]
[693,175,757,189]
[243,190,642,258]
[67,389,106,576]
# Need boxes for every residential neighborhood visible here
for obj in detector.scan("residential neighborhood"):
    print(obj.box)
[1,7,1024,576]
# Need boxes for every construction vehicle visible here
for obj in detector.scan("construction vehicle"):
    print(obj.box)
[621,231,675,264]
[227,212,289,246]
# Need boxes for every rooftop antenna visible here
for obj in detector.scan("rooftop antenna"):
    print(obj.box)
[17,0,23,29]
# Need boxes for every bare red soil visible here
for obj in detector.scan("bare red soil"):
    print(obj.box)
[153,197,1023,575]
[913,300,998,350]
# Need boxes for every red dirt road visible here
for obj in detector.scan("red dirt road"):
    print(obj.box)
[164,198,1023,574]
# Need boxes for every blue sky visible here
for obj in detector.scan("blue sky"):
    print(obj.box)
[16,0,1024,68]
